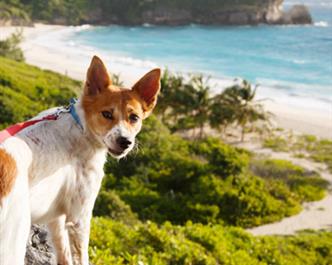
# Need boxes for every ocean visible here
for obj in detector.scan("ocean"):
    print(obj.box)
[57,0,332,110]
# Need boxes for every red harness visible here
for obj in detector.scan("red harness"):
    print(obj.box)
[0,114,58,144]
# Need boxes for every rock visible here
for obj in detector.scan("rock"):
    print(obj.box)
[142,8,192,26]
[25,225,94,265]
[283,5,313,24]
[265,0,283,24]
[25,225,56,265]
[228,12,250,25]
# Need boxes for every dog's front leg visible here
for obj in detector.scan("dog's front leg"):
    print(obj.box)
[48,215,73,265]
[67,212,92,265]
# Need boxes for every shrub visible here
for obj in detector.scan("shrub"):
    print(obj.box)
[89,217,332,265]
[250,159,328,202]
[0,31,25,62]
[98,117,321,227]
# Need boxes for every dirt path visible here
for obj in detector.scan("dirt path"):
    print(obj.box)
[238,142,332,236]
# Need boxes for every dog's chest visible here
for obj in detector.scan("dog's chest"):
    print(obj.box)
[29,149,106,224]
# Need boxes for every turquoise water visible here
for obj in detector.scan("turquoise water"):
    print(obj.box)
[72,1,332,102]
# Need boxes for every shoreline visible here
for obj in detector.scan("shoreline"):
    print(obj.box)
[1,23,331,139]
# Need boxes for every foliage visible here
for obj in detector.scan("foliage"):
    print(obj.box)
[89,217,332,265]
[211,80,270,141]
[250,158,328,202]
[0,56,80,128]
[157,72,269,140]
[0,31,25,61]
[157,71,212,137]
[0,1,30,24]
[98,116,326,227]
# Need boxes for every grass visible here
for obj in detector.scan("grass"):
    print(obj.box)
[0,56,80,128]
[250,158,328,202]
[263,133,332,173]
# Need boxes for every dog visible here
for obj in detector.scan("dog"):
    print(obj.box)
[0,56,161,265]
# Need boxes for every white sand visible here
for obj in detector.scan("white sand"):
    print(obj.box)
[0,24,331,139]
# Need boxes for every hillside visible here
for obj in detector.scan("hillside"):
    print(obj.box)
[1,0,312,26]
[0,56,331,264]
[0,56,80,128]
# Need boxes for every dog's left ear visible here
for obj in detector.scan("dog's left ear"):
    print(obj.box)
[132,68,161,117]
[85,55,112,96]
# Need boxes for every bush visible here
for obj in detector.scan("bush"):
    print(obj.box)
[0,31,25,62]
[89,217,332,265]
[97,116,325,227]
[250,159,328,202]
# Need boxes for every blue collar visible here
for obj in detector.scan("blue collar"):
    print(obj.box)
[69,98,83,130]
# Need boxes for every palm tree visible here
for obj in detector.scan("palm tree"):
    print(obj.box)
[225,80,269,141]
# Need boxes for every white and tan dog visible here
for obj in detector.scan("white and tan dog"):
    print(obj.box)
[0,56,161,265]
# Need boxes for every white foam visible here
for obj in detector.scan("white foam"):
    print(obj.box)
[314,21,329,27]
[74,24,92,32]
[109,56,158,68]
[292,59,307,64]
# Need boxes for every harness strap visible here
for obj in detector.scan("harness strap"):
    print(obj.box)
[0,114,57,143]
[0,98,83,144]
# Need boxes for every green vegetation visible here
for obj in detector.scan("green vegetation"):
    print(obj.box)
[94,116,327,228]
[0,56,80,128]
[0,0,30,25]
[0,56,331,264]
[264,133,332,173]
[89,217,332,265]
[157,71,269,140]
[250,158,328,202]
[0,31,24,61]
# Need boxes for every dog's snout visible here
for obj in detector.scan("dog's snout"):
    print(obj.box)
[116,137,132,150]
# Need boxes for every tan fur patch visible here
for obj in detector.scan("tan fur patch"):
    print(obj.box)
[0,149,17,200]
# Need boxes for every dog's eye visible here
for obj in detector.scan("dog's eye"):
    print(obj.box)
[129,114,139,123]
[102,111,113,120]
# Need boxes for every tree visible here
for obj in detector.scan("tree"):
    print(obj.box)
[220,80,270,141]
[0,31,25,61]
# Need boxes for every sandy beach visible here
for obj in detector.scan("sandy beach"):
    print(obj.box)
[1,23,331,139]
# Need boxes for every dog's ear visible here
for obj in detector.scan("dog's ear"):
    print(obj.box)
[132,69,161,117]
[85,56,111,96]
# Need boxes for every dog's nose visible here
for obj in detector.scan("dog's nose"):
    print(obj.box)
[116,137,132,150]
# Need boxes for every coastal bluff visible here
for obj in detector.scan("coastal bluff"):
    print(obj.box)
[128,2,313,26]
[1,0,312,26]
[80,0,313,26]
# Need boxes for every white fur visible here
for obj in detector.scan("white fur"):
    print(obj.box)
[0,99,132,265]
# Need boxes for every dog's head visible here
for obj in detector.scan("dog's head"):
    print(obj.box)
[82,56,160,159]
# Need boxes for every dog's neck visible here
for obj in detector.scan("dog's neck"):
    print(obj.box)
[71,99,107,151]
[18,100,107,166]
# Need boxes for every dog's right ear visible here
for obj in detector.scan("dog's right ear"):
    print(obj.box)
[85,56,111,96]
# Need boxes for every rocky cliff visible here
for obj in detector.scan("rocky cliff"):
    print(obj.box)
[83,0,312,26]
[1,0,313,26]
[126,1,312,26]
